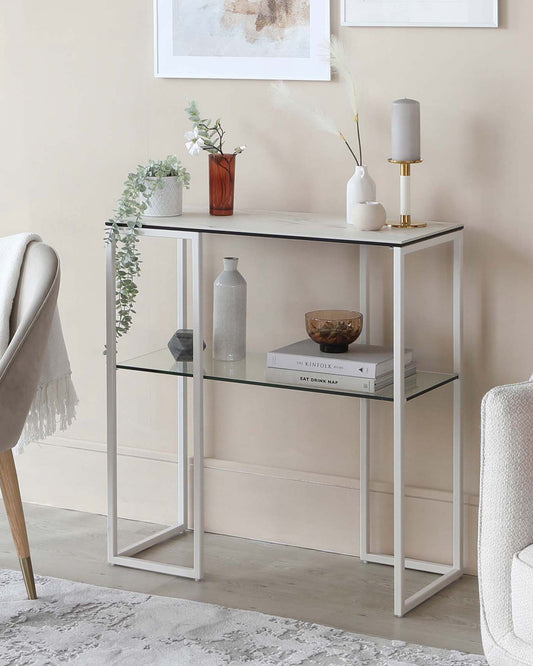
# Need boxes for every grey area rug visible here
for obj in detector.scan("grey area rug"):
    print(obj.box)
[0,569,486,665]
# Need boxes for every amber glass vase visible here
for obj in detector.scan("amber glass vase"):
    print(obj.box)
[209,153,236,216]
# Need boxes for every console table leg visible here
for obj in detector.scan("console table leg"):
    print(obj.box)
[453,235,463,571]
[393,247,406,617]
[106,236,118,562]
[192,232,204,581]
[360,400,369,562]
[177,239,188,530]
[359,246,370,562]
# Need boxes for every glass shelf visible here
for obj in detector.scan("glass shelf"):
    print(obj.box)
[117,350,458,402]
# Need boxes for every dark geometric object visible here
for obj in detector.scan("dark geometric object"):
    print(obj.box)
[168,329,206,362]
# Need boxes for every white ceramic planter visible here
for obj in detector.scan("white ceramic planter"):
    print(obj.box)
[346,166,376,225]
[213,257,247,362]
[143,177,183,217]
[351,201,387,231]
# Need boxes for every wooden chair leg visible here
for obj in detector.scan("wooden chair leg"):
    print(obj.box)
[0,449,37,599]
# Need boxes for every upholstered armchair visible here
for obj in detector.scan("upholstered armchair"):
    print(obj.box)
[0,241,59,599]
[479,380,533,665]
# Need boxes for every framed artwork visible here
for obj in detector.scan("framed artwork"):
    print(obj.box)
[341,0,498,28]
[154,0,331,80]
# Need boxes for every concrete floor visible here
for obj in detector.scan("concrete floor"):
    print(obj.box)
[0,503,483,655]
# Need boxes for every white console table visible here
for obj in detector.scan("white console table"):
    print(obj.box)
[106,210,464,617]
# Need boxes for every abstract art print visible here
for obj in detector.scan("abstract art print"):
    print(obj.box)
[341,0,498,28]
[154,0,330,80]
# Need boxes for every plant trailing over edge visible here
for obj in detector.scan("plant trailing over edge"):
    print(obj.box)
[105,156,190,343]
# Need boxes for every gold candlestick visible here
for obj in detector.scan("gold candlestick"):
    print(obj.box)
[387,159,426,229]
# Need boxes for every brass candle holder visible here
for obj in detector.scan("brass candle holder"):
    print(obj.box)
[387,158,426,229]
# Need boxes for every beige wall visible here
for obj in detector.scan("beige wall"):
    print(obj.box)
[1,1,532,573]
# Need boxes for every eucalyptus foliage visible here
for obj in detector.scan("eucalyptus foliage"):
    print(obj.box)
[185,100,246,156]
[105,156,190,342]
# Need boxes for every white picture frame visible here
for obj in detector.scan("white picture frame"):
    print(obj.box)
[155,0,331,81]
[341,0,498,28]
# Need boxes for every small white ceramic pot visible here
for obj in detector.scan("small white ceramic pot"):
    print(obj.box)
[351,201,387,231]
[143,177,183,217]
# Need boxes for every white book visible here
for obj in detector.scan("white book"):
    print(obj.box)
[265,364,417,392]
[267,339,414,379]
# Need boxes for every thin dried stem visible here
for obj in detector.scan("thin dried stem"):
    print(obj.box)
[340,132,360,166]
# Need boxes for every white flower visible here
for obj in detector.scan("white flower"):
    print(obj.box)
[233,145,247,155]
[185,127,205,156]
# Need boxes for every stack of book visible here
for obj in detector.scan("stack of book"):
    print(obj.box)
[266,339,416,393]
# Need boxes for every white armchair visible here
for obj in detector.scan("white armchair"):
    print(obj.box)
[0,241,59,599]
[479,380,533,665]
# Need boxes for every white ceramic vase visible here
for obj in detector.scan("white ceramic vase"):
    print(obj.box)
[143,177,183,217]
[351,202,387,231]
[213,257,247,362]
[346,166,376,225]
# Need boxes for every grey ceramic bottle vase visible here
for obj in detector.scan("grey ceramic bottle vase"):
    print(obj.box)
[213,257,247,361]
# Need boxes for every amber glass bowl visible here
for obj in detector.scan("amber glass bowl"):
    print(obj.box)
[305,310,363,353]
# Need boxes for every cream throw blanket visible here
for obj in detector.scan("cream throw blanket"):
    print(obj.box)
[0,233,77,453]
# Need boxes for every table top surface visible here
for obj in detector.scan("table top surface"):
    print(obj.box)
[108,209,463,247]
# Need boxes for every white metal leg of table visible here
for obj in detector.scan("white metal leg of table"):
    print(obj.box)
[106,229,205,581]
[358,233,464,616]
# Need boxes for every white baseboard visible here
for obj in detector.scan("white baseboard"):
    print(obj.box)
[13,436,479,574]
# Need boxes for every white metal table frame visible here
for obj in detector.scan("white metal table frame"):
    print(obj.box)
[106,215,463,616]
[106,229,204,581]
[359,232,463,616]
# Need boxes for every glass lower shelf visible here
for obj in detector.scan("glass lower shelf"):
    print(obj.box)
[117,350,458,402]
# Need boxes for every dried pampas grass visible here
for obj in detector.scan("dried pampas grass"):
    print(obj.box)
[271,81,339,137]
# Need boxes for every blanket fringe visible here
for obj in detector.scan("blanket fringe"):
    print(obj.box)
[14,373,79,455]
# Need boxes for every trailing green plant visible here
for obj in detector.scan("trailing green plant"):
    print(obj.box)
[105,156,190,342]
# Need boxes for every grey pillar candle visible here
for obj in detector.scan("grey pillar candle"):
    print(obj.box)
[391,98,421,162]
